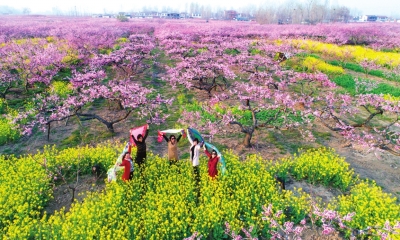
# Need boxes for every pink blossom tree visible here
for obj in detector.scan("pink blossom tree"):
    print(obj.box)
[0,38,67,97]
[12,34,172,139]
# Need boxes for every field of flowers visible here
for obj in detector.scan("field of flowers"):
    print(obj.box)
[1,16,400,239]
[0,144,399,239]
[290,39,400,68]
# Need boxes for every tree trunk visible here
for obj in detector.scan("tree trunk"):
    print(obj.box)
[47,123,51,141]
[117,100,124,110]
[69,186,76,203]
[24,82,29,93]
[243,132,252,148]
[106,123,115,133]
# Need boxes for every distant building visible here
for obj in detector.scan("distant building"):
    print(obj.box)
[191,13,202,18]
[167,13,180,19]
[179,12,189,19]
[133,12,146,18]
[236,17,249,21]
[147,11,161,18]
[225,10,237,20]
[376,16,388,22]
[92,14,102,18]
[360,15,377,22]
[236,12,253,21]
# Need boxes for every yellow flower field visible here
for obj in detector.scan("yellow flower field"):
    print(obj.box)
[0,144,398,239]
[290,40,400,69]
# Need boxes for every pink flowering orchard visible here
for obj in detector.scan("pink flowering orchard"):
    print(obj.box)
[160,28,399,155]
[0,16,399,239]
[0,16,399,153]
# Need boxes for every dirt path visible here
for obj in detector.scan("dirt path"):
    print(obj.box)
[328,138,400,199]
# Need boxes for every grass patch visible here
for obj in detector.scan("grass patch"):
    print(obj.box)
[332,74,356,95]
[370,84,400,97]
[332,74,400,97]
[60,129,86,148]
[286,143,315,154]
[265,131,286,154]
[6,98,26,109]
[329,60,399,82]
[296,52,321,59]
[60,127,115,149]
[312,131,332,140]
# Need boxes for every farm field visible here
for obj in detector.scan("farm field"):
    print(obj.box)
[0,16,399,239]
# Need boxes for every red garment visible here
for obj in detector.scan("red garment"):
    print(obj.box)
[119,159,131,181]
[205,149,219,178]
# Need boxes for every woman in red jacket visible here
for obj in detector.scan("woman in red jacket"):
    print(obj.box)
[204,146,219,178]
[119,153,132,182]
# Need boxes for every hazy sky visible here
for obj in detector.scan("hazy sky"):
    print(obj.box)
[3,0,400,16]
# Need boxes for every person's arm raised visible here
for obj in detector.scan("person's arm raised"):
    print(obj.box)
[163,133,169,142]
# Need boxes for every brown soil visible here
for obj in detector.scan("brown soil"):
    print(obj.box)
[301,228,343,240]
[285,178,343,204]
[45,175,106,215]
[329,137,400,199]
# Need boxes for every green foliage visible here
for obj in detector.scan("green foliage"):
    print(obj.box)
[332,74,357,95]
[60,129,85,148]
[53,68,73,81]
[381,48,400,53]
[98,48,112,55]
[0,98,6,114]
[116,37,128,44]
[0,100,20,145]
[334,181,400,237]
[264,131,287,154]
[37,143,121,177]
[370,83,400,97]
[61,54,80,65]
[60,128,115,149]
[312,130,332,141]
[248,48,263,55]
[333,74,400,97]
[329,60,387,79]
[6,98,26,109]
[296,52,321,59]
[231,107,307,127]
[383,72,400,82]
[224,48,241,55]
[266,157,292,181]
[329,60,361,71]
[183,101,220,123]
[116,15,129,22]
[291,148,355,191]
[368,69,385,78]
[197,47,208,53]
[50,81,73,98]
[176,93,188,105]
[0,118,20,145]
